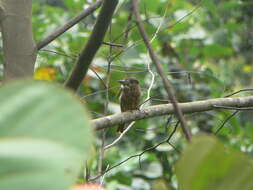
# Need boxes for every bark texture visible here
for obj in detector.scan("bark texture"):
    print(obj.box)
[0,0,36,80]
[92,96,253,130]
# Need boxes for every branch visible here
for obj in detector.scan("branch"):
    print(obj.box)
[37,0,103,50]
[92,96,253,130]
[104,121,135,150]
[132,0,191,141]
[64,0,118,91]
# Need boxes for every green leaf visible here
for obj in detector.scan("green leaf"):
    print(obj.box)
[203,44,233,57]
[176,135,253,190]
[0,81,93,190]
[0,139,83,190]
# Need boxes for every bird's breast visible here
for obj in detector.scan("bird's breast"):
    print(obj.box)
[120,86,140,111]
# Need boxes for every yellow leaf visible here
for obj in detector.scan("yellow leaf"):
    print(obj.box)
[34,67,57,81]
[242,65,252,73]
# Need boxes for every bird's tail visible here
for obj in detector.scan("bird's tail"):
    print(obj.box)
[117,123,129,133]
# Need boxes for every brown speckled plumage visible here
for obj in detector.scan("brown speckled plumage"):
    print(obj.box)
[118,77,141,132]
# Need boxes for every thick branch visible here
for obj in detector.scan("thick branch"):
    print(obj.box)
[64,0,118,91]
[37,0,103,50]
[132,0,191,141]
[92,96,253,130]
[0,0,36,80]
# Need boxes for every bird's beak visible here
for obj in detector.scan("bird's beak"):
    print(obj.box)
[118,80,127,85]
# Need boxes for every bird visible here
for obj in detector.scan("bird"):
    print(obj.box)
[117,77,141,133]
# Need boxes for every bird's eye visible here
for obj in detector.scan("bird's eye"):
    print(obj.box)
[132,79,138,84]
[125,80,130,85]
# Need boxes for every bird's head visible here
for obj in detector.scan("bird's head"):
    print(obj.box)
[118,77,139,89]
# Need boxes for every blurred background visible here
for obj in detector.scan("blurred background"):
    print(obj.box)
[21,0,253,189]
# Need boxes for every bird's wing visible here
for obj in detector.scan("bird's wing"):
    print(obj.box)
[117,88,122,98]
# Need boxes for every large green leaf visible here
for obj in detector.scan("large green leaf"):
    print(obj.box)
[0,81,93,190]
[203,44,233,57]
[176,135,253,190]
[0,139,83,190]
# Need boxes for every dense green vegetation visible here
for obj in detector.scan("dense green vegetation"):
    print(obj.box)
[1,0,253,189]
[34,0,253,189]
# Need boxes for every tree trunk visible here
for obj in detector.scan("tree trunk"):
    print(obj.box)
[0,0,36,81]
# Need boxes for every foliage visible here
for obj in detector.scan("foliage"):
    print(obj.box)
[31,0,253,189]
[1,0,253,189]
[176,135,253,190]
[0,81,93,190]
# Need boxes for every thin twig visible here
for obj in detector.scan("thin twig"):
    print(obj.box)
[215,110,239,135]
[149,0,170,43]
[167,142,181,153]
[81,85,119,98]
[110,0,202,48]
[166,0,203,30]
[97,131,106,182]
[224,88,253,97]
[90,68,107,89]
[138,121,180,167]
[100,164,110,185]
[89,121,180,181]
[39,49,107,88]
[97,22,114,182]
[104,121,135,149]
[124,6,134,42]
[132,0,192,142]
[102,41,124,48]
[110,40,143,62]
[142,55,155,107]
[105,69,148,74]
[139,0,170,107]
[37,0,103,50]
[39,49,77,59]
[213,105,253,110]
